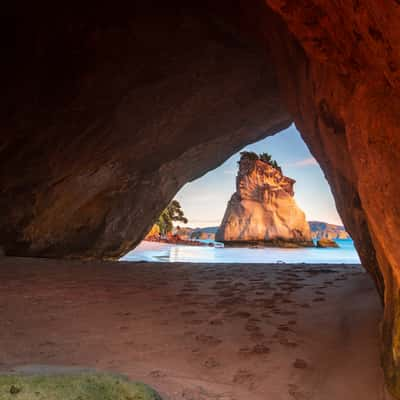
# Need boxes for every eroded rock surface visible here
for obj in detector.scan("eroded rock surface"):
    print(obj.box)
[216,154,313,246]
[2,0,400,396]
[0,2,290,259]
[260,3,400,394]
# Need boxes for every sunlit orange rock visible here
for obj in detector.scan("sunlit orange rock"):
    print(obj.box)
[216,154,313,247]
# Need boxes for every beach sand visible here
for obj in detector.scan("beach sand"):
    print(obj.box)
[0,257,392,399]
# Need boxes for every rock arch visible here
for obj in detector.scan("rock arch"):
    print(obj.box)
[2,0,400,396]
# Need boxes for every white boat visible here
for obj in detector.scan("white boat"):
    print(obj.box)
[214,242,224,248]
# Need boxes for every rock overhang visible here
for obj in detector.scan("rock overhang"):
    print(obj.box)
[2,0,400,396]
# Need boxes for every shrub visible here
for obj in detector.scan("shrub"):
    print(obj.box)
[239,151,259,161]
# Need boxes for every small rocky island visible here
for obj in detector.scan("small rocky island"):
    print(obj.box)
[216,152,314,247]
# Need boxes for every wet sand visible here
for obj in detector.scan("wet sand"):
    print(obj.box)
[0,257,392,399]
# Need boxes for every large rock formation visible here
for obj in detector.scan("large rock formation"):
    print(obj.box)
[216,154,313,246]
[2,1,400,396]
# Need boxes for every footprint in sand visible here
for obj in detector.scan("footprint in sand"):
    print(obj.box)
[149,370,166,378]
[245,323,261,333]
[204,357,220,368]
[278,325,290,332]
[312,297,325,302]
[293,358,308,369]
[238,346,251,354]
[288,384,311,400]
[181,310,197,317]
[196,334,222,346]
[209,318,223,326]
[233,311,251,318]
[261,312,271,318]
[252,343,270,354]
[238,343,270,356]
[232,369,255,386]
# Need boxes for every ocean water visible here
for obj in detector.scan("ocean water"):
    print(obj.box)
[121,239,361,264]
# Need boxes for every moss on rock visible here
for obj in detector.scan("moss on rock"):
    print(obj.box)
[0,373,162,400]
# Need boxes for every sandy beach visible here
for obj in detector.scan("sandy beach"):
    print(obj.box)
[0,257,391,399]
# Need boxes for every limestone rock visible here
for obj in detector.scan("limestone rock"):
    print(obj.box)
[216,154,313,247]
[317,238,339,248]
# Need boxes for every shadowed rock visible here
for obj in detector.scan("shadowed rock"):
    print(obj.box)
[2,0,400,396]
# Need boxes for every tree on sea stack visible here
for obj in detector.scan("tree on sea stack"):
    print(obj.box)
[240,151,282,173]
[259,152,272,163]
[239,151,259,161]
[216,150,312,247]
[259,152,282,173]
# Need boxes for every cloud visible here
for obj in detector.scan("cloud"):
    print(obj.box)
[286,157,318,168]
[223,169,236,175]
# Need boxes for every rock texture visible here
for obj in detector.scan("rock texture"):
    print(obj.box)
[0,2,290,259]
[216,154,313,247]
[2,0,400,396]
[309,221,350,240]
[317,238,339,248]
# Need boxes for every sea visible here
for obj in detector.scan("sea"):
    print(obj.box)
[121,239,361,264]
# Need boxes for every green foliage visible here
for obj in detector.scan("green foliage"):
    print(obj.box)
[240,151,282,172]
[0,373,162,400]
[259,152,272,163]
[270,159,282,173]
[156,200,188,235]
[239,151,259,161]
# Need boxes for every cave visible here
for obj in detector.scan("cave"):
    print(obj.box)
[2,0,400,397]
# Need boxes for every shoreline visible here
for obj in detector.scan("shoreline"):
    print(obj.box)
[219,239,315,248]
[122,240,361,264]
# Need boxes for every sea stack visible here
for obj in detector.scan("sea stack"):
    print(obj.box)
[216,152,313,247]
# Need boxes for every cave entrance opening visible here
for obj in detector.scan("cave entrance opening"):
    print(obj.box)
[122,124,360,265]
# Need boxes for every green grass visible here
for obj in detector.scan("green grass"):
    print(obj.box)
[0,373,162,400]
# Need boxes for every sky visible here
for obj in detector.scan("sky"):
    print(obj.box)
[175,124,342,228]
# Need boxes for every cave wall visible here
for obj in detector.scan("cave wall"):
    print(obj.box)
[2,0,400,396]
[261,0,400,395]
[1,1,290,258]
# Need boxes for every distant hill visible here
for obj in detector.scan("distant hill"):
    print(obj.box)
[191,226,218,240]
[175,222,350,241]
[308,221,350,240]
[173,226,218,240]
